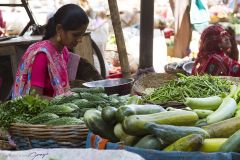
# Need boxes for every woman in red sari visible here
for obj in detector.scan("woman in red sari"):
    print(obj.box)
[192,25,240,77]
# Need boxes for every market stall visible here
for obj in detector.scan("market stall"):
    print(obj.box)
[2,1,240,160]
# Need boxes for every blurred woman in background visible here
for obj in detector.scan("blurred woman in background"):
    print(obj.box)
[192,24,240,76]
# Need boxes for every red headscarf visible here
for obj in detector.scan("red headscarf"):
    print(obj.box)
[192,25,230,75]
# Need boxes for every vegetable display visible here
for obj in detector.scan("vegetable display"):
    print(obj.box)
[0,87,134,129]
[83,75,240,153]
[3,74,240,153]
[143,74,232,104]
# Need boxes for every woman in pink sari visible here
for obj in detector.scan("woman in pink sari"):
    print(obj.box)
[12,4,89,99]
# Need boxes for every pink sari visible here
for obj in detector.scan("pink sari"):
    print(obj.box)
[12,40,70,98]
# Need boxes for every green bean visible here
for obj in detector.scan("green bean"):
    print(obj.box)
[143,75,232,104]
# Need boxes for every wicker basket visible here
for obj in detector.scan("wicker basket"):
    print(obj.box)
[9,123,89,150]
[0,140,15,150]
[132,73,177,95]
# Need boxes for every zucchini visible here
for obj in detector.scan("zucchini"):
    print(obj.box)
[163,134,204,152]
[206,97,237,124]
[123,110,199,136]
[193,109,214,119]
[199,138,227,152]
[134,135,164,150]
[29,113,59,124]
[116,104,165,122]
[101,106,117,124]
[184,96,222,110]
[113,123,139,146]
[219,129,240,152]
[145,123,209,146]
[202,116,240,138]
[84,109,119,142]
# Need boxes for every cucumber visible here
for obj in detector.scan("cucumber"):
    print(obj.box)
[184,96,222,110]
[84,109,119,142]
[113,123,139,146]
[145,122,209,146]
[116,104,165,122]
[200,138,227,152]
[219,129,240,152]
[134,135,164,150]
[123,110,199,136]
[206,97,237,124]
[202,116,240,138]
[163,134,204,152]
[101,106,117,124]
[193,109,214,119]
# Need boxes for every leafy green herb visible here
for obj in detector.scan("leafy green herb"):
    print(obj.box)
[0,95,49,129]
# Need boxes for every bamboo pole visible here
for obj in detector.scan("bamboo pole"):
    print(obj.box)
[139,0,154,69]
[107,0,131,78]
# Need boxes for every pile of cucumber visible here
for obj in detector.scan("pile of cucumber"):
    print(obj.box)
[84,84,240,152]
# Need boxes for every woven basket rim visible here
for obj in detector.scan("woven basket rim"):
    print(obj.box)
[10,123,89,149]
[132,72,177,95]
[10,123,87,127]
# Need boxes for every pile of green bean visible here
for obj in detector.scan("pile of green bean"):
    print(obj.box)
[143,74,232,104]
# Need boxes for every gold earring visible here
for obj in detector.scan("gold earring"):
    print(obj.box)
[57,34,61,42]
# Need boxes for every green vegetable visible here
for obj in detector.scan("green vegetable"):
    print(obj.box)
[64,103,79,110]
[184,96,222,110]
[145,122,209,146]
[193,109,214,119]
[219,129,240,152]
[50,93,79,105]
[163,134,204,151]
[200,138,227,152]
[113,123,139,146]
[41,104,75,116]
[101,106,117,124]
[0,95,48,129]
[46,117,84,125]
[116,104,165,122]
[84,109,119,142]
[206,97,237,124]
[143,74,232,104]
[134,135,164,150]
[202,116,240,138]
[122,110,199,136]
[71,87,105,94]
[29,113,59,124]
[79,92,106,102]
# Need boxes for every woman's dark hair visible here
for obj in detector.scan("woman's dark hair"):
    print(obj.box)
[43,4,89,40]
[225,26,239,61]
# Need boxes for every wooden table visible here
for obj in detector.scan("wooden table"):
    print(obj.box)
[0,35,41,101]
[0,36,42,76]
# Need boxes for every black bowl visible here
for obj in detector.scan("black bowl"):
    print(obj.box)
[83,78,134,95]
